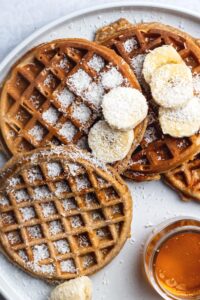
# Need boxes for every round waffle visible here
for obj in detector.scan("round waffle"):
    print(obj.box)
[164,154,200,202]
[0,145,132,282]
[95,20,200,181]
[0,38,147,174]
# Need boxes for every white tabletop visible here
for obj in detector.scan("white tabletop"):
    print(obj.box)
[1,0,200,63]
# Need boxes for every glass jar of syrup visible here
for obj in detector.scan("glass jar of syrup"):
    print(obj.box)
[144,217,200,299]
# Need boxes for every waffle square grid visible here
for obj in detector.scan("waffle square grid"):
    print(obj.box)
[0,39,144,175]
[0,146,132,281]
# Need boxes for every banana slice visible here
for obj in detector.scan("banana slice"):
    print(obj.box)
[88,120,134,163]
[50,276,92,300]
[150,63,193,108]
[143,45,183,83]
[159,97,200,137]
[102,87,148,131]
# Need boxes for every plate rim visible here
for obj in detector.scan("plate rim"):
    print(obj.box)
[1,1,200,73]
[1,2,200,299]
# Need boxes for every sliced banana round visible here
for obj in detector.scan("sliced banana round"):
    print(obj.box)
[102,87,148,131]
[150,63,193,108]
[142,45,183,83]
[88,120,134,163]
[50,276,92,300]
[159,97,200,138]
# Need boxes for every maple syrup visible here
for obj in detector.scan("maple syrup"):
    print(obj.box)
[144,217,200,299]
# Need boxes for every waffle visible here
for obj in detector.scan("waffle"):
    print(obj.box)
[164,154,200,202]
[95,20,200,181]
[125,170,160,182]
[0,38,147,174]
[0,145,132,282]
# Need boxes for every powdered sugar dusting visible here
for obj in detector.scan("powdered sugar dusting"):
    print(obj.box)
[131,54,146,80]
[33,244,49,261]
[38,264,55,274]
[43,74,54,88]
[67,69,92,95]
[47,162,62,177]
[88,54,105,72]
[92,211,103,221]
[84,193,98,207]
[100,66,124,89]
[7,176,21,187]
[143,126,158,144]
[27,225,42,239]
[71,215,83,228]
[62,198,77,211]
[72,103,91,123]
[131,157,147,165]
[20,207,36,221]
[83,254,94,268]
[28,124,45,142]
[19,145,108,176]
[49,220,63,235]
[60,259,77,273]
[41,202,56,217]
[55,181,70,195]
[54,239,70,254]
[42,106,59,125]
[123,37,138,53]
[96,227,109,238]
[79,235,90,247]
[30,244,54,274]
[29,94,40,109]
[97,176,107,187]
[112,205,121,214]
[33,186,52,200]
[27,167,43,183]
[7,231,21,245]
[84,82,104,109]
[67,163,81,176]
[2,213,15,224]
[15,189,30,203]
[57,57,69,70]
[0,196,9,206]
[18,250,28,262]
[76,176,91,191]
[56,88,75,111]
[58,121,77,141]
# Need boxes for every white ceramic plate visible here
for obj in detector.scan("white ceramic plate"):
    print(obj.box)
[0,3,200,300]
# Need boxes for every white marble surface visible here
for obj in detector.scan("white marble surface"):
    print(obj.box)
[0,0,200,63]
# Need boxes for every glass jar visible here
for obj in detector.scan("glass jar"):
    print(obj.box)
[144,217,200,300]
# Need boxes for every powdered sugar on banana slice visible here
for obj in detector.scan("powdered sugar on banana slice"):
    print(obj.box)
[159,97,200,138]
[88,120,134,163]
[150,63,193,108]
[142,45,183,83]
[50,276,92,300]
[102,87,148,131]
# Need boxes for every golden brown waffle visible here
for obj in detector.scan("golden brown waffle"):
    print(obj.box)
[0,38,147,174]
[125,170,160,182]
[164,153,200,202]
[0,145,132,282]
[95,20,200,180]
